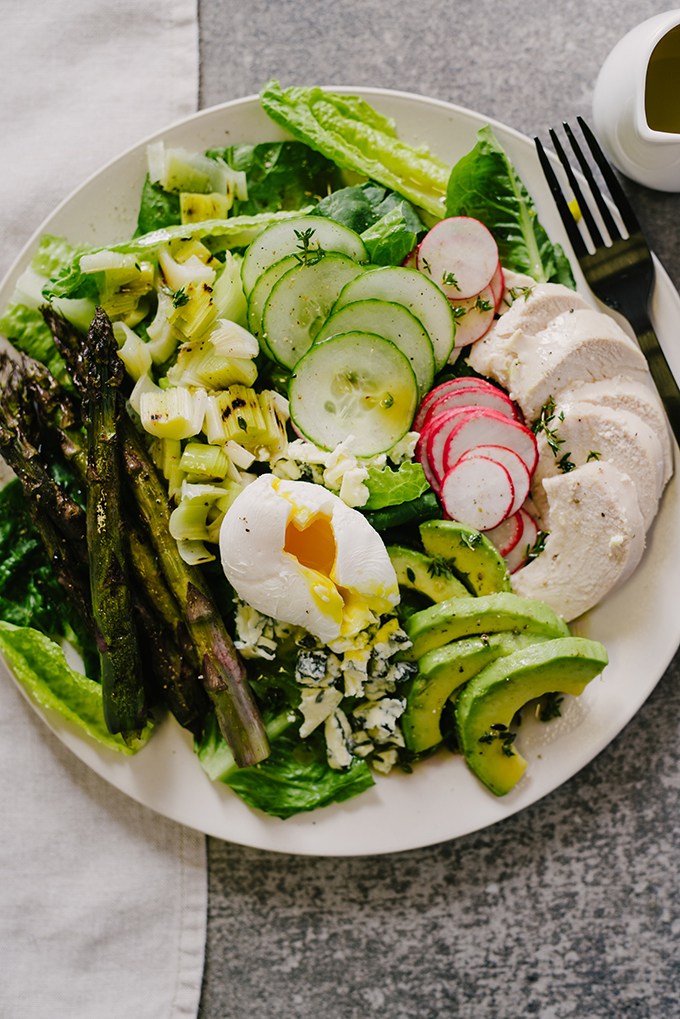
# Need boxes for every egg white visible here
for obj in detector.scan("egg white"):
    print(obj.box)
[219,474,399,646]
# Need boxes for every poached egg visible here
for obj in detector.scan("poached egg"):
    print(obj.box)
[219,474,399,647]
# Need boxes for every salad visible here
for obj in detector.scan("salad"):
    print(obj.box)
[1,81,664,821]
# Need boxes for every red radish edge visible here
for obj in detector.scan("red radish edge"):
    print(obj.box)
[440,455,515,532]
[413,376,519,432]
[442,408,538,478]
[484,510,524,556]
[416,217,499,301]
[458,443,531,515]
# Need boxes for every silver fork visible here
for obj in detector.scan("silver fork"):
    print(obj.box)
[534,116,680,444]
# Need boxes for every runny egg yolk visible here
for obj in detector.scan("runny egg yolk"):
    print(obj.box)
[284,513,337,576]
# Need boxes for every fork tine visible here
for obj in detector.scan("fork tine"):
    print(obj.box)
[534,136,588,260]
[577,116,641,236]
[562,122,621,241]
[549,127,605,250]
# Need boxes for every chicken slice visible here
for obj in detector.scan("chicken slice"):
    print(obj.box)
[511,460,646,621]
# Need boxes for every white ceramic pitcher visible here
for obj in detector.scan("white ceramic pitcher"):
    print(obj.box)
[592,9,680,191]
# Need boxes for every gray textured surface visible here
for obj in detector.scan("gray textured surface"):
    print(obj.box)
[197,3,680,1016]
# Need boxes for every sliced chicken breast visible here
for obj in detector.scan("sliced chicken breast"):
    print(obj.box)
[530,400,665,529]
[560,376,674,485]
[511,460,646,621]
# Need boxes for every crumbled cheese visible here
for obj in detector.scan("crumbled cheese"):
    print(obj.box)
[387,431,419,464]
[353,697,406,742]
[324,709,355,770]
[299,686,343,738]
[372,749,399,774]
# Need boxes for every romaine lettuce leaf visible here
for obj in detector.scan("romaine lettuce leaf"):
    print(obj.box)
[0,621,151,754]
[44,209,313,302]
[259,81,450,220]
[364,461,430,510]
[445,125,575,286]
[195,711,374,818]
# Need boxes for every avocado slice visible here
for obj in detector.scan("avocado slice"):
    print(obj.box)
[419,519,511,596]
[456,636,609,796]
[387,545,469,603]
[403,591,570,660]
[402,631,546,753]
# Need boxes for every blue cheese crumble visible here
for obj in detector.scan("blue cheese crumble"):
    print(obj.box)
[232,602,415,774]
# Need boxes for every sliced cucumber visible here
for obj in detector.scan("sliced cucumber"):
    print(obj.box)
[246,252,299,361]
[262,254,364,369]
[315,299,435,399]
[289,331,419,457]
[240,215,368,296]
[333,266,456,371]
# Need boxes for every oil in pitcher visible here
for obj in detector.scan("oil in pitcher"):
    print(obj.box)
[645,24,680,134]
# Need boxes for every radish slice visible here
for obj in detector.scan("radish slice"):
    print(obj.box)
[505,508,539,573]
[420,385,520,434]
[422,406,477,486]
[484,510,524,556]
[442,407,539,476]
[416,217,499,300]
[413,376,518,431]
[489,262,505,310]
[458,443,531,514]
[440,455,515,531]
[450,284,497,347]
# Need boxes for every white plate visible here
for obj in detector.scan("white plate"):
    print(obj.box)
[2,88,680,857]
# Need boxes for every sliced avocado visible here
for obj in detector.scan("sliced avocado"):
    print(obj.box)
[419,519,511,596]
[403,591,570,661]
[387,545,469,604]
[456,636,609,796]
[402,631,546,754]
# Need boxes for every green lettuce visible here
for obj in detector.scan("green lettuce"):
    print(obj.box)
[196,710,374,818]
[364,460,430,511]
[210,140,342,216]
[315,181,424,266]
[135,176,182,234]
[0,621,151,754]
[44,208,312,302]
[259,81,450,220]
[445,125,575,286]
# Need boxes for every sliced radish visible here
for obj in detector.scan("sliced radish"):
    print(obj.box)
[440,455,515,531]
[442,407,539,477]
[458,443,531,514]
[489,262,505,310]
[413,376,518,431]
[450,283,497,347]
[401,247,418,269]
[420,385,520,434]
[422,406,477,486]
[504,508,539,573]
[484,511,524,556]
[416,217,499,301]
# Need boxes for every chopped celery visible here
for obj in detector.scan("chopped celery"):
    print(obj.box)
[179,441,232,480]
[113,321,153,381]
[208,319,259,359]
[139,386,207,439]
[180,192,232,223]
[203,385,268,445]
[147,141,247,201]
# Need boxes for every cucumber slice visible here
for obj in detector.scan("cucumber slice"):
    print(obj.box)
[241,215,368,295]
[333,266,456,371]
[315,299,435,399]
[262,254,364,369]
[289,331,419,457]
[246,252,299,360]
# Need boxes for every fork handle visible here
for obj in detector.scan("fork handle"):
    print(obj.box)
[634,317,680,446]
